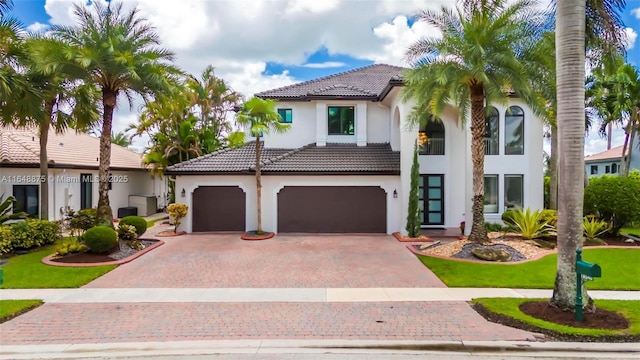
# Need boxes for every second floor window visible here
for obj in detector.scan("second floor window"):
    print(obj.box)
[328,106,355,135]
[484,107,499,155]
[505,106,524,155]
[418,118,445,155]
[278,108,292,123]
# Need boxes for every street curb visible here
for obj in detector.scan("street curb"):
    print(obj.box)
[2,339,639,359]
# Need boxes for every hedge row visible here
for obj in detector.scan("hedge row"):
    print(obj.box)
[0,220,62,255]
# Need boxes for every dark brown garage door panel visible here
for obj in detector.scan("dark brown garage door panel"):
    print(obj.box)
[192,186,245,232]
[278,186,386,233]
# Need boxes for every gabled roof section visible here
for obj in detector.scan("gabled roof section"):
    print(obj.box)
[165,141,400,175]
[584,145,626,162]
[256,64,407,101]
[0,125,145,170]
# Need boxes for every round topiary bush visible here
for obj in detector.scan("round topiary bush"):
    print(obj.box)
[83,226,118,254]
[119,216,147,237]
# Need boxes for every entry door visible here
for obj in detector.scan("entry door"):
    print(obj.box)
[419,175,444,225]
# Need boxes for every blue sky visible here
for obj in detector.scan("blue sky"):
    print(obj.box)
[6,0,640,154]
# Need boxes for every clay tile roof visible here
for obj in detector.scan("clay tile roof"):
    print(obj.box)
[584,145,626,162]
[0,125,145,170]
[165,142,400,175]
[256,64,406,100]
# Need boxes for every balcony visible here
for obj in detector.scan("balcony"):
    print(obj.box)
[419,138,444,155]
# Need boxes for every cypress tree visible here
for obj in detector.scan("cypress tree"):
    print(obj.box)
[406,141,421,237]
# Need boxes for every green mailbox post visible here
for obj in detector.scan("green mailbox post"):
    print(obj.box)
[575,249,602,321]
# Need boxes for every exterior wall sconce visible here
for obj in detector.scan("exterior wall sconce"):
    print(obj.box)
[393,189,398,198]
[181,188,186,197]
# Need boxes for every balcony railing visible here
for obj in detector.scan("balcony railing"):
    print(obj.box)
[419,138,444,155]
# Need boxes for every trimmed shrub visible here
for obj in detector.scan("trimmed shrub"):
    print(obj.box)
[485,222,507,232]
[0,226,13,255]
[0,220,61,255]
[584,175,640,234]
[83,226,118,254]
[501,209,517,227]
[540,209,558,229]
[117,224,137,241]
[168,203,188,232]
[119,216,147,237]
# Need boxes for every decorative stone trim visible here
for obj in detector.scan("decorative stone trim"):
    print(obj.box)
[156,231,187,237]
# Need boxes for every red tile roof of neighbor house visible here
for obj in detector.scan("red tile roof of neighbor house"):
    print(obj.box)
[584,145,627,162]
[0,125,146,170]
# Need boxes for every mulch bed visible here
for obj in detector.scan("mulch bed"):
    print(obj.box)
[50,239,158,264]
[472,301,639,343]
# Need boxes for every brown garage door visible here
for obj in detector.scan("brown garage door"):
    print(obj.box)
[192,186,245,232]
[278,186,386,233]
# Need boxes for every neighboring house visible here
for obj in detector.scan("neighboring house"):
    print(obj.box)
[584,146,624,177]
[0,126,165,221]
[166,64,544,235]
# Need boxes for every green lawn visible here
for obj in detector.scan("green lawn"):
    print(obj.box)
[621,227,640,236]
[472,298,640,337]
[0,300,43,323]
[0,247,116,289]
[417,248,639,290]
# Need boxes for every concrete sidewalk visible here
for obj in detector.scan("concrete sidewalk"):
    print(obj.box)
[1,287,639,303]
[2,339,639,360]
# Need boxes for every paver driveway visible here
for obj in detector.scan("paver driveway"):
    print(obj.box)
[85,233,445,288]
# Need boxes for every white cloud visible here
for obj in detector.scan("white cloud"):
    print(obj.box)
[284,0,340,15]
[302,61,346,68]
[370,15,439,66]
[632,8,640,19]
[624,27,638,50]
[26,22,49,33]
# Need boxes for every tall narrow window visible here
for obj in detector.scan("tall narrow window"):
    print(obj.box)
[277,108,292,123]
[328,106,355,135]
[80,173,93,210]
[484,107,499,155]
[612,163,618,173]
[418,118,445,155]
[13,185,39,216]
[484,175,499,213]
[505,106,524,155]
[504,175,524,210]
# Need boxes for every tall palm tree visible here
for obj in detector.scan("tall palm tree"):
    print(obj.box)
[235,97,291,235]
[41,1,181,226]
[551,0,628,311]
[403,0,548,243]
[12,36,99,220]
[111,131,131,147]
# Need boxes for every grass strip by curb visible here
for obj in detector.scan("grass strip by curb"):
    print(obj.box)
[0,300,43,323]
[417,248,639,290]
[471,298,640,342]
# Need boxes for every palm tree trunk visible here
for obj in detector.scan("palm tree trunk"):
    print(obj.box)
[620,122,631,176]
[551,0,593,311]
[97,90,116,227]
[549,126,558,210]
[621,112,637,176]
[468,84,488,244]
[39,100,54,220]
[606,122,612,150]
[255,137,263,234]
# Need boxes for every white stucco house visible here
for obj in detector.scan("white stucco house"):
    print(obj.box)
[167,64,544,235]
[0,126,165,221]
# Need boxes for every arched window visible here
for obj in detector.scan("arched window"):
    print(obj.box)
[484,107,499,155]
[505,106,524,155]
[418,117,445,155]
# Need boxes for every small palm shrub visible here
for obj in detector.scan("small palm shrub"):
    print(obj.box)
[117,224,137,241]
[0,194,27,224]
[582,217,610,243]
[119,216,147,236]
[83,226,118,254]
[56,237,87,256]
[507,208,553,240]
[168,203,188,232]
[540,209,558,229]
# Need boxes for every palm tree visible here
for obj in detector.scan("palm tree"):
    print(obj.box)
[402,0,548,243]
[11,36,99,220]
[111,131,131,147]
[551,0,628,311]
[41,1,181,226]
[186,65,244,152]
[235,97,291,235]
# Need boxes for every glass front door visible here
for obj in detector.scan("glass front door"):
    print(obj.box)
[419,174,444,225]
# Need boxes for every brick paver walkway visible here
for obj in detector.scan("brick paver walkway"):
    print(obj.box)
[85,234,445,288]
[0,302,535,344]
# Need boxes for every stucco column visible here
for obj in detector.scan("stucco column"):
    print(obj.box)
[316,103,327,146]
[356,102,367,146]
